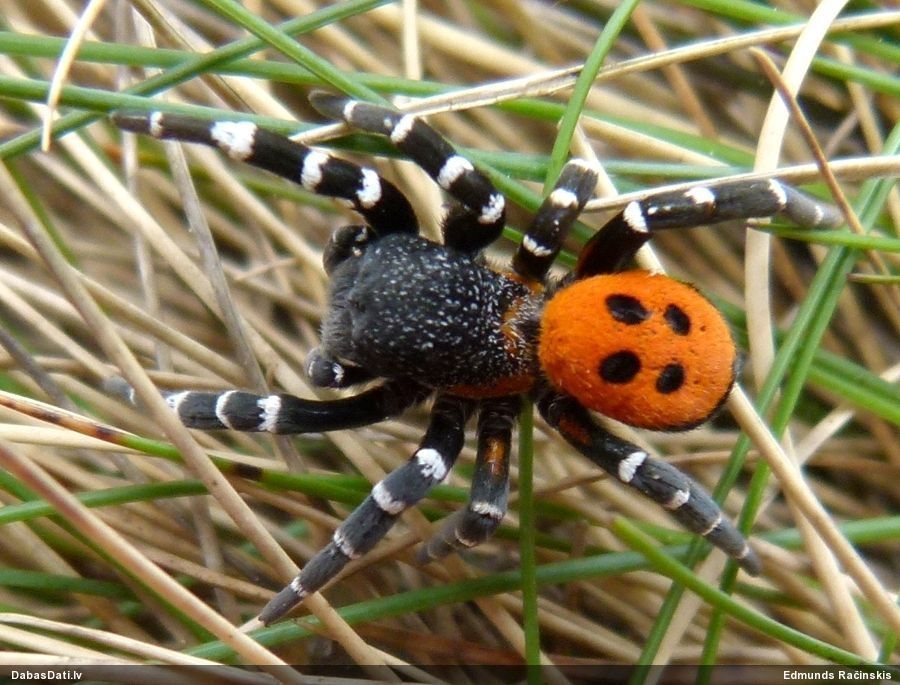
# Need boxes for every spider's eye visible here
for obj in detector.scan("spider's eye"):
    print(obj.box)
[538,271,737,431]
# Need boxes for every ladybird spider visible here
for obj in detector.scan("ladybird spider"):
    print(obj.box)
[112,93,840,624]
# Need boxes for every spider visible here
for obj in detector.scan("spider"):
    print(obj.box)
[112,93,840,625]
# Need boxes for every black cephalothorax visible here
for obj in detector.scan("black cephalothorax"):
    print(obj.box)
[320,232,540,392]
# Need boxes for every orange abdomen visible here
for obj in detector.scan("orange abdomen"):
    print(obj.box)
[538,271,737,431]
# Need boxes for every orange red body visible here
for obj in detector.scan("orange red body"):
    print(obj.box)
[538,271,736,431]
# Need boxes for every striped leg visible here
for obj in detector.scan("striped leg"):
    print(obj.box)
[576,178,842,277]
[512,159,599,282]
[309,92,506,253]
[537,391,761,575]
[418,396,519,562]
[153,380,430,434]
[111,111,419,237]
[259,394,474,624]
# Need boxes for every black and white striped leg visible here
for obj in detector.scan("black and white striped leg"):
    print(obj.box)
[259,394,474,624]
[308,92,506,253]
[155,380,430,434]
[418,396,519,563]
[512,159,599,282]
[576,177,842,277]
[111,111,419,237]
[537,391,761,575]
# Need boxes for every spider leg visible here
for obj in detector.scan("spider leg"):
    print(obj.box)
[147,380,430,434]
[111,111,419,237]
[418,395,519,563]
[537,390,761,575]
[512,159,599,282]
[576,178,842,277]
[309,92,506,253]
[259,394,474,624]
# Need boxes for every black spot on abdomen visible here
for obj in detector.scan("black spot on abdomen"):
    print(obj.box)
[656,363,686,394]
[599,350,641,383]
[606,294,651,324]
[664,304,691,335]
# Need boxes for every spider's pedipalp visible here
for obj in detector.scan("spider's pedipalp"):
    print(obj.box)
[111,110,419,236]
[304,346,375,388]
[259,395,473,624]
[538,391,761,575]
[309,93,506,252]
[321,224,377,275]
